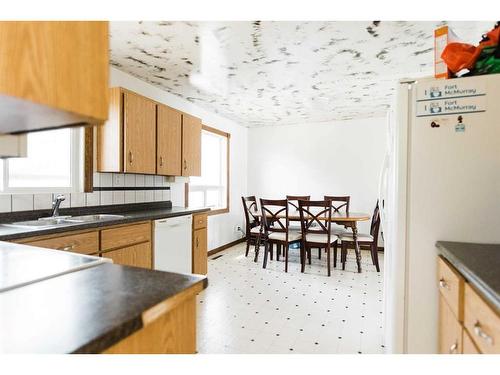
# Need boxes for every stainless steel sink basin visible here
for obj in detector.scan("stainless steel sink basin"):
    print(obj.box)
[64,214,126,223]
[4,218,74,229]
[3,214,127,229]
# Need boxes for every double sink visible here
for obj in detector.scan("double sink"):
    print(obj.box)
[4,214,127,229]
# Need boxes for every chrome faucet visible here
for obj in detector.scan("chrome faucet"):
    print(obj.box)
[51,194,66,217]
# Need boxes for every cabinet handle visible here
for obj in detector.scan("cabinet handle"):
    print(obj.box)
[196,238,199,248]
[59,244,75,251]
[439,278,449,289]
[159,156,163,166]
[449,342,458,354]
[129,151,133,164]
[474,321,494,346]
[183,159,187,170]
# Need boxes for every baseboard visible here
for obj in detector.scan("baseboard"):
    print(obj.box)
[208,237,245,256]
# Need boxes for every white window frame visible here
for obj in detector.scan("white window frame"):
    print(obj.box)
[188,126,230,215]
[0,128,84,194]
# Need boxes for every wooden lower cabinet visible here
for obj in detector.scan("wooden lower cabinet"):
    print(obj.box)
[13,221,153,269]
[193,228,207,275]
[437,255,499,354]
[103,283,202,354]
[192,213,208,275]
[439,296,462,354]
[101,242,152,269]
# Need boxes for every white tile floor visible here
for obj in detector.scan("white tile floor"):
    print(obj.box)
[196,242,385,354]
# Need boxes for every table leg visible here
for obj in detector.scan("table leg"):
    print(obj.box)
[352,223,362,273]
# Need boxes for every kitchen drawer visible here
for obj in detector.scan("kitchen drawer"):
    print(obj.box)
[464,283,500,354]
[25,231,99,255]
[193,213,207,230]
[463,328,481,354]
[101,222,151,251]
[437,256,464,321]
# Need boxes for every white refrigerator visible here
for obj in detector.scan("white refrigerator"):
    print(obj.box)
[380,74,500,353]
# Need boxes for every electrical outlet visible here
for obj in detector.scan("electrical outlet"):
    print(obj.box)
[235,225,242,232]
[113,173,124,187]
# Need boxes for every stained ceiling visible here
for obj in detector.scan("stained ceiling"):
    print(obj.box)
[110,21,493,127]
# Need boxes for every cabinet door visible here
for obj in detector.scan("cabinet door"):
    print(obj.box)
[123,91,156,174]
[102,242,152,269]
[463,329,481,354]
[181,114,201,177]
[439,295,462,354]
[192,228,207,275]
[157,104,182,176]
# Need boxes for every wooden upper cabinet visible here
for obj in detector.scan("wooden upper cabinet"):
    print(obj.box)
[97,87,202,177]
[182,114,202,177]
[0,21,109,133]
[157,104,182,176]
[97,88,156,174]
[123,91,156,174]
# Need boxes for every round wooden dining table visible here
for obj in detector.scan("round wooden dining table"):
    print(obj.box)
[255,211,371,273]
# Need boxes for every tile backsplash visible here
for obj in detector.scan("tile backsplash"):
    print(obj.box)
[0,172,172,213]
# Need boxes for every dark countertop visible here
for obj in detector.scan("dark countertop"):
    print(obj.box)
[436,241,500,312]
[0,260,207,353]
[0,203,210,241]
[0,241,106,292]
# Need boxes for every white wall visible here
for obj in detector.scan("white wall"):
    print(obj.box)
[110,68,248,251]
[247,117,387,234]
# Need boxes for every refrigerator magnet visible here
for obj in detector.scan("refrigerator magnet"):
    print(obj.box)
[455,123,465,132]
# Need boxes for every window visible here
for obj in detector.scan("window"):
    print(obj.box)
[188,126,229,214]
[0,128,83,193]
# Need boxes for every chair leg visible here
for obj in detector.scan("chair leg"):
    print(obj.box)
[270,242,274,261]
[318,247,321,260]
[300,242,306,273]
[372,243,380,272]
[326,246,331,277]
[263,241,270,269]
[253,235,261,263]
[285,243,289,273]
[341,242,347,270]
[245,240,250,257]
[333,242,338,268]
[308,246,312,265]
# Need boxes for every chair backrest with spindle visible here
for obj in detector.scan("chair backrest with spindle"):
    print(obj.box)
[260,199,289,240]
[370,201,381,247]
[241,196,260,237]
[323,195,350,215]
[298,199,332,243]
[286,195,310,220]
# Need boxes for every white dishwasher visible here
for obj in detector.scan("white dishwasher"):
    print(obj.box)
[154,215,192,274]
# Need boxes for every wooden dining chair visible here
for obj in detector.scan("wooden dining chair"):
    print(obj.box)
[284,195,310,258]
[260,199,302,272]
[298,199,338,276]
[338,201,381,272]
[241,196,263,258]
